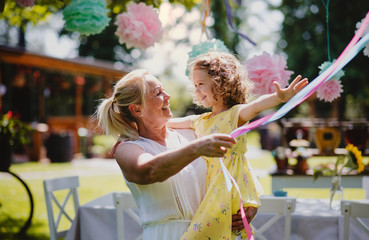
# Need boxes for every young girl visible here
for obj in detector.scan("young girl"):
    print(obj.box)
[168,51,308,239]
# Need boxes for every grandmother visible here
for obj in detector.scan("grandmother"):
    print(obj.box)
[96,69,257,239]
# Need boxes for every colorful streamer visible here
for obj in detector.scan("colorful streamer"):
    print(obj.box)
[222,12,369,238]
[230,11,369,139]
[224,0,256,46]
[219,157,255,240]
[201,0,211,36]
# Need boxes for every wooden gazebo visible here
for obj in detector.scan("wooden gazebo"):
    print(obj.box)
[0,45,127,161]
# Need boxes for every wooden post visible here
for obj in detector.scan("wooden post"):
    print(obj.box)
[74,76,85,154]
[0,63,2,114]
[38,70,45,122]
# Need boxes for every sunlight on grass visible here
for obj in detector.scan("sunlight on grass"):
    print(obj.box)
[0,164,125,239]
[246,130,262,147]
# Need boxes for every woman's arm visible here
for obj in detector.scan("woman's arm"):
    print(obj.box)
[115,133,236,184]
[238,75,308,126]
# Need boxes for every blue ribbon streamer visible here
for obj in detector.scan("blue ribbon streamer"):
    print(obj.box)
[231,31,369,137]
[219,158,233,191]
[224,0,256,46]
[230,31,369,138]
[268,32,369,123]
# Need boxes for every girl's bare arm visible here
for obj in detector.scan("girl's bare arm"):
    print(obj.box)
[238,75,308,126]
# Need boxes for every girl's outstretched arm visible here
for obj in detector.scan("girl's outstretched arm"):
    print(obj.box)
[238,75,308,126]
[167,115,196,129]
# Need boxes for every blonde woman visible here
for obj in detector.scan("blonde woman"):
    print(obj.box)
[95,69,244,240]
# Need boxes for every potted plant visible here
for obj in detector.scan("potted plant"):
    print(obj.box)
[0,111,32,171]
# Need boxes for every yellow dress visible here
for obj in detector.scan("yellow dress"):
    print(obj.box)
[181,105,264,240]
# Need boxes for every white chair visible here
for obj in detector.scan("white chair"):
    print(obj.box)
[113,192,142,240]
[43,176,80,240]
[253,196,296,240]
[341,200,369,240]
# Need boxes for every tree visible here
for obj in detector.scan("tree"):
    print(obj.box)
[276,0,369,119]
[0,0,64,28]
[0,0,197,26]
[78,0,243,63]
[0,0,197,48]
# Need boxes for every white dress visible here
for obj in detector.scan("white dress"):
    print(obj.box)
[124,129,206,240]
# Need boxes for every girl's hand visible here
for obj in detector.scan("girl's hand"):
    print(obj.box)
[274,75,308,102]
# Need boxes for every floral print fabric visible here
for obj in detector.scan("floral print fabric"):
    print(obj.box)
[181,105,263,240]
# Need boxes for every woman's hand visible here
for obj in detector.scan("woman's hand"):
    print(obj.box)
[274,75,308,102]
[231,206,258,231]
[193,133,236,158]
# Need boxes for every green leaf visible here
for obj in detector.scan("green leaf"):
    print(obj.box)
[335,155,345,168]
[313,168,324,181]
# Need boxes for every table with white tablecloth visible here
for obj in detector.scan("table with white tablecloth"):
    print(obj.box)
[66,192,368,240]
[252,198,369,240]
[65,193,142,240]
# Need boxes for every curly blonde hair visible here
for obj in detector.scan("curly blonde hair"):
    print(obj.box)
[188,51,254,108]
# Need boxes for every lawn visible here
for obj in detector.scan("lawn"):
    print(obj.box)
[0,161,127,240]
[0,130,367,239]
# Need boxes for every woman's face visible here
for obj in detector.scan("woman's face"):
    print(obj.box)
[193,68,218,108]
[141,74,172,125]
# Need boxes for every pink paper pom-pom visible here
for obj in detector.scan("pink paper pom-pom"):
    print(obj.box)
[316,78,343,102]
[114,2,163,49]
[17,0,35,7]
[244,52,294,96]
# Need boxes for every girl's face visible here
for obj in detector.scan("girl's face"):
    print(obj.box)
[193,69,218,108]
[141,75,172,125]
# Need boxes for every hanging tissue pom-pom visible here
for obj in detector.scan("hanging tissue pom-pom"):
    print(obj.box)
[244,52,294,96]
[316,78,343,102]
[188,39,230,59]
[63,0,110,36]
[17,0,35,7]
[318,60,345,80]
[114,2,163,49]
[186,39,230,75]
[317,60,344,102]
[356,18,369,57]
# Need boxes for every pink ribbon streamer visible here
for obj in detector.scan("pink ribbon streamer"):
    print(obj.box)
[230,11,369,139]
[219,157,255,240]
[221,11,369,239]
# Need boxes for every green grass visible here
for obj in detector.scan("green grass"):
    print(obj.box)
[0,162,127,240]
[0,130,367,239]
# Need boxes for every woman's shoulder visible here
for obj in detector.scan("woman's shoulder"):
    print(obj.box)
[115,141,144,154]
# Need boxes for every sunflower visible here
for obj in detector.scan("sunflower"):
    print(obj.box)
[346,144,364,173]
[314,143,364,181]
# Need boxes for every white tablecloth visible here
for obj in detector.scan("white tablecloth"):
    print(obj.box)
[66,193,368,240]
[252,198,369,240]
[65,193,142,240]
